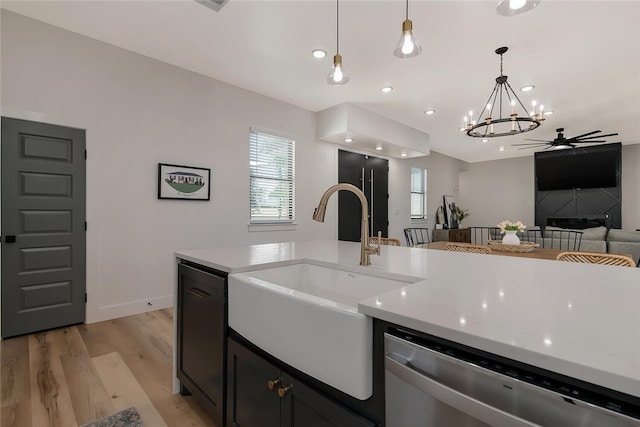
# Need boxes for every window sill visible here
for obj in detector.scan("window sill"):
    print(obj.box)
[248,223,298,232]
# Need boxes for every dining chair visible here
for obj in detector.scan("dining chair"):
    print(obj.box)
[518,228,543,245]
[403,228,431,247]
[369,236,401,246]
[556,251,635,267]
[469,227,501,245]
[443,243,492,254]
[543,229,583,251]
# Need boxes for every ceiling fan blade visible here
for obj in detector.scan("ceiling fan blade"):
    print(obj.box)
[570,130,601,139]
[523,139,553,142]
[576,133,618,140]
[512,143,549,146]
[570,140,607,144]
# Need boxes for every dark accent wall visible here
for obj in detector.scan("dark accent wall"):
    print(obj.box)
[535,143,622,228]
[535,169,622,229]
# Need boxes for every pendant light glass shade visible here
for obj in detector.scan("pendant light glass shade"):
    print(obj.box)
[327,54,349,85]
[393,19,421,58]
[394,0,421,59]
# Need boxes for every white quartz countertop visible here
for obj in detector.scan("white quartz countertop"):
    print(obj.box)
[175,240,640,398]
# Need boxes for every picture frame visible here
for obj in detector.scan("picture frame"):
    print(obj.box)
[158,163,211,201]
[443,195,456,229]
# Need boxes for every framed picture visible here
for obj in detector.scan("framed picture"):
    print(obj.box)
[158,163,211,201]
[443,195,456,228]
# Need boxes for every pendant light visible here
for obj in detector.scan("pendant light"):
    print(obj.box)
[327,0,349,85]
[393,0,421,59]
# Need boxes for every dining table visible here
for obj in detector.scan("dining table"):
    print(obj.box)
[417,240,564,261]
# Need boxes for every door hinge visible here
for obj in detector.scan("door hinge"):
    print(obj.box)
[85,293,87,303]
[85,221,87,231]
[85,149,87,159]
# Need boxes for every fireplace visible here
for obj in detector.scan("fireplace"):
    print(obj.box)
[546,215,609,230]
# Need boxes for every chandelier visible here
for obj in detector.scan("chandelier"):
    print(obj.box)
[463,47,544,138]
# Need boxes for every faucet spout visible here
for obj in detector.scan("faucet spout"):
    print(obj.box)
[313,183,380,266]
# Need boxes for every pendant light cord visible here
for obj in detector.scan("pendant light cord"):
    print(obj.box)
[336,0,340,54]
[405,0,409,20]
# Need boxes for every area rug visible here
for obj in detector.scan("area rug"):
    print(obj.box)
[81,407,143,427]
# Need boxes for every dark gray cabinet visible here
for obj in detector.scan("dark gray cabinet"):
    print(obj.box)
[227,336,376,427]
[177,262,227,427]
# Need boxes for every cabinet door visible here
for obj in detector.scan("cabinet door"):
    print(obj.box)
[280,372,376,427]
[177,263,226,424]
[227,337,281,427]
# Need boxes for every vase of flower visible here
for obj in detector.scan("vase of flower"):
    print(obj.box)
[501,230,520,245]
[497,220,526,246]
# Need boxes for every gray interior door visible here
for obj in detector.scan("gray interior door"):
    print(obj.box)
[1,117,86,338]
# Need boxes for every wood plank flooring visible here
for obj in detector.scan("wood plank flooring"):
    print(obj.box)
[1,308,218,427]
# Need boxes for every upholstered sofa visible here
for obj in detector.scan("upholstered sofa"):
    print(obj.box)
[543,226,640,264]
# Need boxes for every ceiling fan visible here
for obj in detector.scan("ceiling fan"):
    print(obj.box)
[512,128,619,150]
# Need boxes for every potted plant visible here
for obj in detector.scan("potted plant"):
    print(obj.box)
[452,205,470,227]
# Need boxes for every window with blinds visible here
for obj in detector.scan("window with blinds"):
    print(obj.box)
[249,129,295,223]
[410,167,427,219]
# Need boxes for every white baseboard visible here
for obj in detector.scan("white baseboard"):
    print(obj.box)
[92,294,173,323]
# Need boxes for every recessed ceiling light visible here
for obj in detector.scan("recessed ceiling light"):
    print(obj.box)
[400,152,408,157]
[543,110,554,116]
[344,137,353,143]
[481,138,489,143]
[459,127,466,132]
[499,146,505,152]
[381,86,393,93]
[520,85,535,92]
[496,0,541,17]
[376,145,383,151]
[424,109,436,115]
[312,49,327,59]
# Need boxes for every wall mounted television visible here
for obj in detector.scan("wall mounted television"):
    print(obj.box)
[535,143,621,191]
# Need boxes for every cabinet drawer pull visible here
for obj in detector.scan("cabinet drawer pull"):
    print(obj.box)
[267,378,281,390]
[186,287,210,299]
[278,384,293,398]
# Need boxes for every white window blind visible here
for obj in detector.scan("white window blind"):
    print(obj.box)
[249,129,295,223]
[410,167,427,219]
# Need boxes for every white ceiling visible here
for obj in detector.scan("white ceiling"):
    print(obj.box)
[2,0,639,163]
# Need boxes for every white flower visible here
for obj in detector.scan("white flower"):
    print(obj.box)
[497,220,527,234]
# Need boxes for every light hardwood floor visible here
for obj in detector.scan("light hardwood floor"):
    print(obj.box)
[1,309,218,427]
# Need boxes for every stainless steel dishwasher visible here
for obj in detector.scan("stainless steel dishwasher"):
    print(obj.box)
[385,329,640,427]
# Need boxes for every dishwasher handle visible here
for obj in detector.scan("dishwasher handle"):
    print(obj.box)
[385,355,542,427]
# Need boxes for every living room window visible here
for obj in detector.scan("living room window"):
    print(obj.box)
[410,167,427,220]
[249,129,295,224]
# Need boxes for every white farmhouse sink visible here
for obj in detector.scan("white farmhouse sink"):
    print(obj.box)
[228,260,419,400]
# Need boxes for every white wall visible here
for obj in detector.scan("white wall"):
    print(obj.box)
[388,151,467,240]
[459,156,535,228]
[1,11,465,323]
[622,144,640,229]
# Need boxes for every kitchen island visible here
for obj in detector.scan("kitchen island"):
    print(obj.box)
[174,240,640,425]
